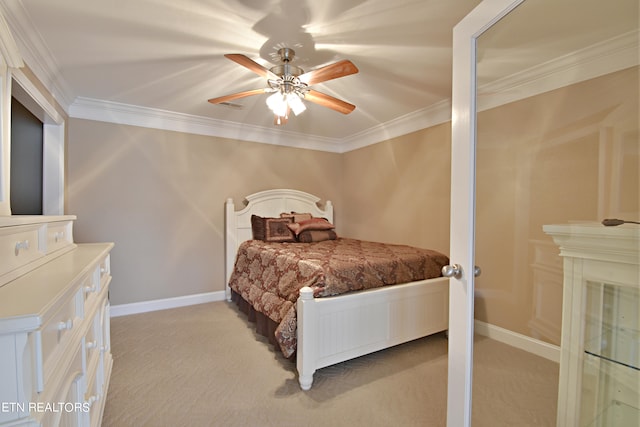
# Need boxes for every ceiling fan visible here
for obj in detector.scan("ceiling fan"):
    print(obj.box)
[207,48,358,125]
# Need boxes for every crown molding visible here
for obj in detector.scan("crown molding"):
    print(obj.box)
[0,1,73,111]
[0,12,23,68]
[69,96,453,154]
[69,97,345,152]
[341,100,452,152]
[477,29,640,112]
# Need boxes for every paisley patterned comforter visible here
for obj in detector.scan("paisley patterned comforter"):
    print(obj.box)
[228,238,449,357]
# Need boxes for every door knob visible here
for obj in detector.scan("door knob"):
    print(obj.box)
[442,264,462,279]
[474,265,482,277]
[442,264,482,279]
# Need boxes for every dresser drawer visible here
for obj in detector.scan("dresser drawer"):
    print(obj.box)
[83,309,102,378]
[46,220,74,254]
[81,268,100,312]
[99,301,112,384]
[38,343,85,427]
[0,224,45,279]
[83,364,105,427]
[83,262,111,316]
[39,288,84,392]
[101,301,111,352]
[82,298,110,427]
[99,254,110,278]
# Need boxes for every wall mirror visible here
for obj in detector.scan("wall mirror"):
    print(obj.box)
[475,0,638,424]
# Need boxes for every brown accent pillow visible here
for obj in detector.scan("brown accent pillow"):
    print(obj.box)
[251,215,296,242]
[264,217,296,242]
[297,229,338,243]
[251,214,267,240]
[287,217,335,236]
[280,212,313,222]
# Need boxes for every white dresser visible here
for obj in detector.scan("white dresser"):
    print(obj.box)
[545,223,639,427]
[0,216,113,427]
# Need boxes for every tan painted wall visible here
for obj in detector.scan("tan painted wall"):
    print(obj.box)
[66,120,343,305]
[341,123,451,255]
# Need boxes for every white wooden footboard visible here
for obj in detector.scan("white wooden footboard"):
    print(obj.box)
[297,276,449,390]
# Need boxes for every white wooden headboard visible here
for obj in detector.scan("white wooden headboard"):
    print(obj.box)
[224,189,333,300]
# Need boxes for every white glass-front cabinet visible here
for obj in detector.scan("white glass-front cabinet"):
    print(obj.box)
[545,223,639,427]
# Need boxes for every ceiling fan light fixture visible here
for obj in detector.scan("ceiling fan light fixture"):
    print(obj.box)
[288,93,306,116]
[266,92,306,118]
[266,92,288,117]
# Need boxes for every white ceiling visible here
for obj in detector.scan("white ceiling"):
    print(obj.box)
[1,0,637,150]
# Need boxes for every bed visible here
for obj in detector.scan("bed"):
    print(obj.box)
[225,189,449,390]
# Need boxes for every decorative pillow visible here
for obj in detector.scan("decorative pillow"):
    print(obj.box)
[287,217,335,236]
[297,229,338,243]
[264,218,296,242]
[251,215,296,242]
[280,212,313,222]
[251,214,267,240]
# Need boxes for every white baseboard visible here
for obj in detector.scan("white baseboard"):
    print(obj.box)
[474,320,560,363]
[110,291,226,317]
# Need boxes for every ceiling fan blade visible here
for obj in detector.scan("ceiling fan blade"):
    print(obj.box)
[304,90,355,114]
[207,88,266,104]
[225,54,278,79]
[298,60,359,85]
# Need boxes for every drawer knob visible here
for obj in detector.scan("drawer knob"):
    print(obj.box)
[84,285,97,294]
[14,240,30,256]
[86,340,97,350]
[85,395,99,407]
[54,231,65,242]
[57,319,73,331]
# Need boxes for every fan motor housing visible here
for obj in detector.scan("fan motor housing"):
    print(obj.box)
[270,63,304,77]
[270,48,303,77]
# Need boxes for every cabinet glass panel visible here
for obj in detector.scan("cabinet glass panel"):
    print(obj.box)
[581,281,639,427]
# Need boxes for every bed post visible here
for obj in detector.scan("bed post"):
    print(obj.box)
[225,198,236,302]
[325,200,333,223]
[297,286,316,391]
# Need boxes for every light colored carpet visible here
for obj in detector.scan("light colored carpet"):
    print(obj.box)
[102,302,558,426]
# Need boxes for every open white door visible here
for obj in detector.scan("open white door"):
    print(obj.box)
[446,1,526,425]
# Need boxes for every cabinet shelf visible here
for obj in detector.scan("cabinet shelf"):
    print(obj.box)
[584,327,640,371]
